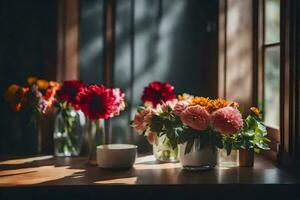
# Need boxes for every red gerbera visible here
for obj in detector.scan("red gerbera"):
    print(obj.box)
[141,81,176,108]
[77,84,125,120]
[58,80,86,110]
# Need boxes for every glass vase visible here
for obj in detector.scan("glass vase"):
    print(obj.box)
[87,119,106,165]
[179,138,217,171]
[218,149,239,167]
[153,134,179,163]
[53,110,86,156]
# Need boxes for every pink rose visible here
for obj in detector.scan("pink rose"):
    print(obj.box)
[180,105,210,131]
[173,101,188,116]
[211,106,243,135]
[132,108,152,134]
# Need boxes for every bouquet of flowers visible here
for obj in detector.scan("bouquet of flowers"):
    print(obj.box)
[5,76,60,123]
[131,81,180,161]
[174,96,270,154]
[55,81,126,157]
[4,77,60,154]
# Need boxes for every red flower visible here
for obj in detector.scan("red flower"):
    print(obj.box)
[58,80,86,110]
[77,85,125,120]
[141,81,176,108]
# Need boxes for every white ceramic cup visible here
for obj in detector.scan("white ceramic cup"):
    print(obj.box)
[96,144,137,169]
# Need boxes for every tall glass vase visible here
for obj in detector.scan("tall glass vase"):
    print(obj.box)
[53,109,86,156]
[87,119,106,165]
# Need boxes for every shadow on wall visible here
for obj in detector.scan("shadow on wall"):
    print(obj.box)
[80,0,218,151]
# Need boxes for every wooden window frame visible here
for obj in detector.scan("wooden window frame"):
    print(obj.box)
[253,0,300,165]
[253,0,281,161]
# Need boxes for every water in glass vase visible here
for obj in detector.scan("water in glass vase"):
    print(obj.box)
[218,149,239,168]
[153,134,179,163]
[54,109,86,156]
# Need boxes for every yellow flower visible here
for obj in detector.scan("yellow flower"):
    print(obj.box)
[191,96,210,107]
[250,107,261,117]
[206,98,228,113]
[27,76,37,85]
[37,79,49,90]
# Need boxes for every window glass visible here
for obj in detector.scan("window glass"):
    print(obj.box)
[264,46,280,128]
[265,0,280,44]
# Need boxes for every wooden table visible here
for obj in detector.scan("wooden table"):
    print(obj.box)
[0,155,299,199]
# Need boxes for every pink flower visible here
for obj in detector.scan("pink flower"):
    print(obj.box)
[155,99,178,113]
[173,101,188,116]
[131,108,152,134]
[180,105,210,131]
[211,106,243,135]
[111,88,126,116]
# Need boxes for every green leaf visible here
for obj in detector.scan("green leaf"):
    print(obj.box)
[137,106,145,112]
[185,138,194,155]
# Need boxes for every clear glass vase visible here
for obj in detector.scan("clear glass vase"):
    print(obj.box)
[87,119,106,165]
[54,109,86,156]
[218,149,239,167]
[179,138,217,171]
[153,134,179,163]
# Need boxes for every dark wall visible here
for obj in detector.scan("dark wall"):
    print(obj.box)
[0,0,57,155]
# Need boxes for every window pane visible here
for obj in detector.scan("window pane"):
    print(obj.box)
[264,46,280,128]
[265,0,280,44]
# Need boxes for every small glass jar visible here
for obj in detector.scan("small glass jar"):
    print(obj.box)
[54,109,86,157]
[179,138,217,171]
[153,134,179,163]
[218,149,239,167]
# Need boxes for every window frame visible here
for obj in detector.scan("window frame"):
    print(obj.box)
[253,0,299,165]
[253,0,281,161]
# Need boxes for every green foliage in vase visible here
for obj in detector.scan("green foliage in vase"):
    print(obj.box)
[149,104,185,150]
[222,112,270,155]
[177,127,223,155]
[236,113,270,153]
[57,102,80,154]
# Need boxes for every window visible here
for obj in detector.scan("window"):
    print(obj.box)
[262,0,280,128]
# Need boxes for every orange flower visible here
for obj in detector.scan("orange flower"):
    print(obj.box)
[206,98,228,113]
[191,96,210,107]
[250,107,261,117]
[5,84,20,102]
[42,82,60,108]
[27,76,37,85]
[37,79,49,90]
[5,85,29,111]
